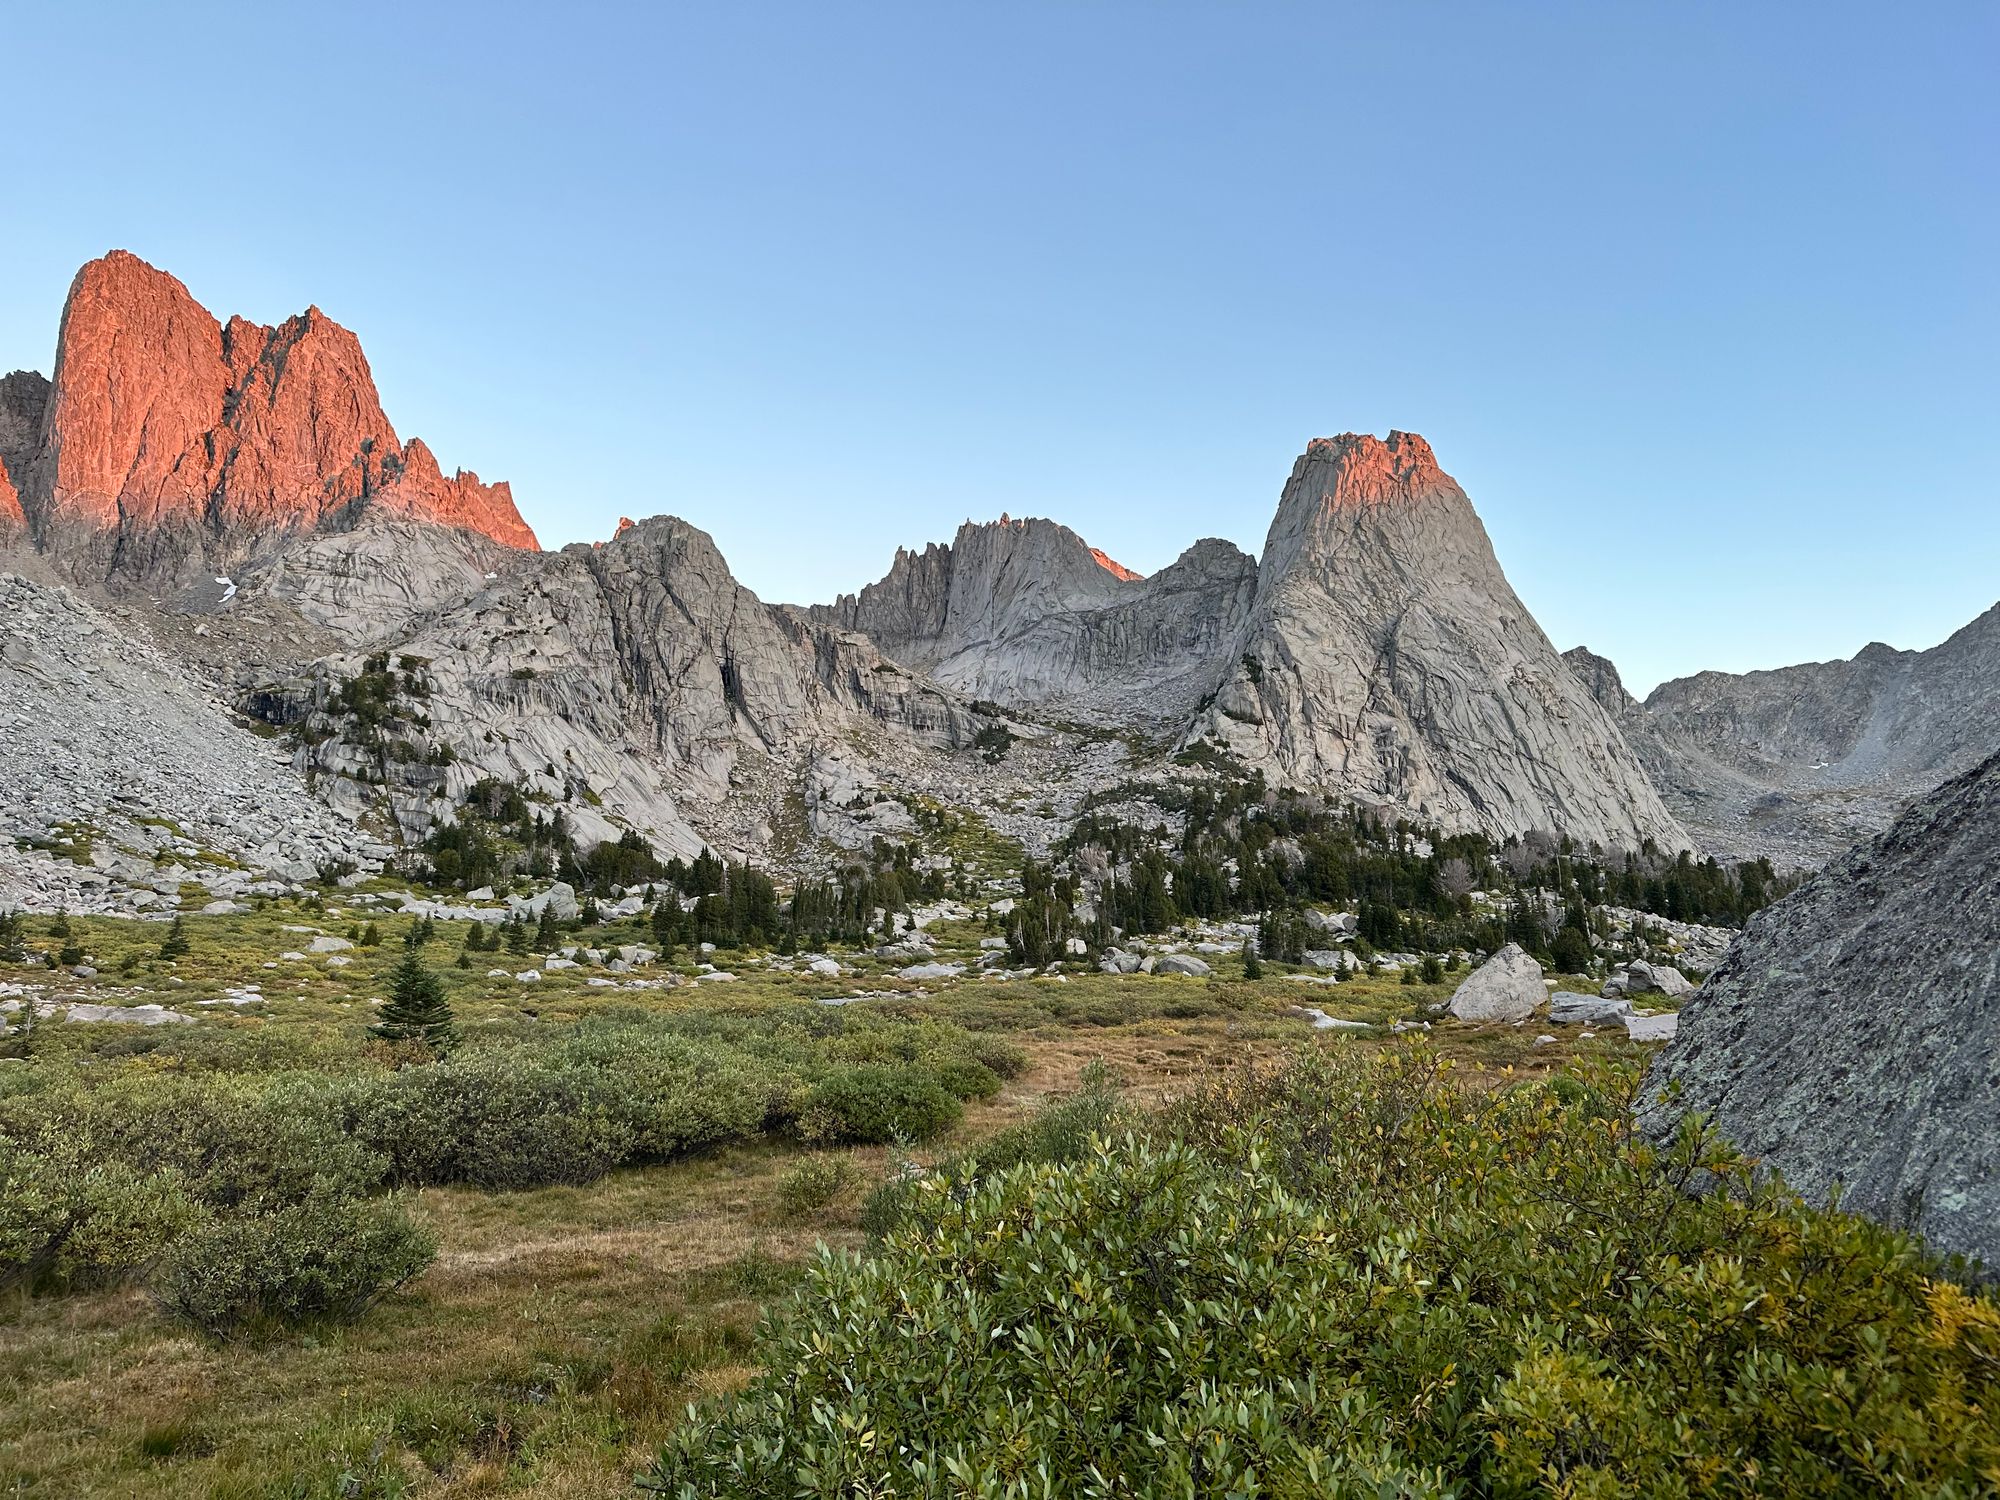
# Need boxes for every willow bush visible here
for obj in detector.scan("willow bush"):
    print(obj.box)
[646,1047,2000,1498]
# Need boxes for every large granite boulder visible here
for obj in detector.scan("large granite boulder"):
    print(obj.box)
[1641,750,2000,1268]
[1549,992,1631,1026]
[1614,959,1693,999]
[1448,943,1544,1022]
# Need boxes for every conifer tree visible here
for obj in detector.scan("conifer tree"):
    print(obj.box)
[371,950,459,1052]
[651,903,679,964]
[1241,937,1263,980]
[158,916,190,960]
[533,906,560,952]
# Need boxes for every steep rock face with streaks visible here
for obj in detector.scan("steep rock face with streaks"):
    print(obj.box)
[9,251,536,589]
[261,515,976,858]
[808,517,1260,725]
[1641,749,2000,1266]
[1566,606,2000,865]
[1187,433,1688,850]
[0,370,48,535]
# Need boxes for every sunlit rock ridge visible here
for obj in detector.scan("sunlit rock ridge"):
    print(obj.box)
[0,251,536,594]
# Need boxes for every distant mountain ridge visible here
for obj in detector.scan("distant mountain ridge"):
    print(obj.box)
[1567,603,2000,863]
[814,432,1690,850]
[802,517,1260,725]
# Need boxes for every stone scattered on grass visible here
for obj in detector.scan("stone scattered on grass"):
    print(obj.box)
[1447,943,1544,1022]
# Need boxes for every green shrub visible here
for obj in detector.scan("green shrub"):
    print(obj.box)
[349,1031,774,1191]
[647,1047,2000,1497]
[961,1031,1029,1081]
[862,1061,1126,1243]
[351,1051,635,1190]
[775,1156,851,1218]
[150,1192,436,1339]
[0,1134,200,1292]
[4,1072,385,1212]
[796,1066,960,1145]
[547,1025,773,1159]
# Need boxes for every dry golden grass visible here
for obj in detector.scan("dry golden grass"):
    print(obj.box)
[0,1016,1248,1496]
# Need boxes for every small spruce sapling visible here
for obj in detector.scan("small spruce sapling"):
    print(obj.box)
[0,908,27,963]
[158,916,190,961]
[371,950,459,1053]
[651,904,679,964]
[0,904,25,964]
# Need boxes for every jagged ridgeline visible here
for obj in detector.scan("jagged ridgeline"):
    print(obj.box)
[4,250,1996,911]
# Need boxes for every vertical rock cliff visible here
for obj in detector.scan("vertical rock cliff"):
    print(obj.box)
[10,251,537,585]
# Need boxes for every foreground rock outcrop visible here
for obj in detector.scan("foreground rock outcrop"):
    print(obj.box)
[1641,749,2000,1268]
[7,251,537,590]
[1189,434,1689,850]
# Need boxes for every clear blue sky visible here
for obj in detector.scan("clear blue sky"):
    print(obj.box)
[5,2,1992,694]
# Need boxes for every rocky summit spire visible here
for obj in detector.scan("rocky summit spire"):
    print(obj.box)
[1186,432,1689,851]
[12,250,538,584]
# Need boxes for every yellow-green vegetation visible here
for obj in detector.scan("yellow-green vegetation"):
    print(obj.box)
[0,902,1737,1497]
[650,1048,2000,1498]
[18,819,102,866]
[902,794,1023,885]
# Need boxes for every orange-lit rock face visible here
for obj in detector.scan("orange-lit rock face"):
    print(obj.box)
[38,251,229,530]
[1296,430,1446,509]
[1088,546,1144,582]
[27,250,537,560]
[0,459,23,531]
